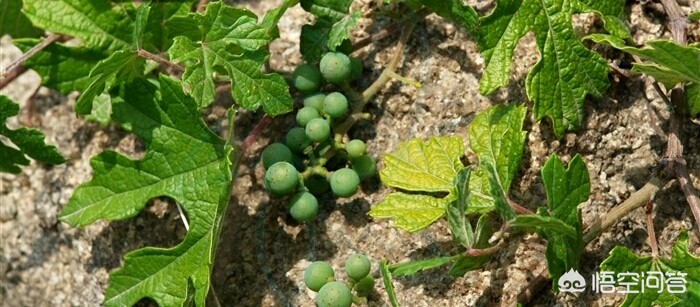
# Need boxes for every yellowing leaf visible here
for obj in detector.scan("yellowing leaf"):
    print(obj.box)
[380,135,464,193]
[370,192,453,232]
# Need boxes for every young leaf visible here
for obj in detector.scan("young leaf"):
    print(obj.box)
[483,160,515,221]
[478,0,624,137]
[510,213,578,239]
[690,11,700,22]
[327,10,360,51]
[412,0,478,33]
[446,168,474,248]
[586,34,700,87]
[261,0,300,39]
[300,0,353,62]
[370,192,453,232]
[370,135,464,232]
[389,256,454,277]
[1,0,41,38]
[0,96,65,173]
[379,135,464,193]
[59,76,233,306]
[168,2,292,115]
[467,104,527,213]
[600,231,700,306]
[380,260,400,307]
[539,154,589,290]
[448,254,490,277]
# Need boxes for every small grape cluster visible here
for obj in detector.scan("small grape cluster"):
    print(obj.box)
[261,50,376,223]
[304,254,375,307]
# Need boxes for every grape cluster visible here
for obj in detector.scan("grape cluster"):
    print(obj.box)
[303,254,375,307]
[261,50,376,223]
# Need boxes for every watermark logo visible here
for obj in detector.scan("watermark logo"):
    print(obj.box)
[559,269,587,293]
[559,270,688,294]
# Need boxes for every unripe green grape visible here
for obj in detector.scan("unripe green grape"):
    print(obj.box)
[261,143,293,169]
[293,63,322,92]
[305,174,330,195]
[345,253,371,281]
[304,261,335,292]
[353,275,375,297]
[352,155,376,180]
[304,93,326,112]
[345,139,366,159]
[289,192,318,223]
[320,52,352,84]
[285,127,312,153]
[296,106,321,127]
[317,281,352,307]
[305,118,331,143]
[349,57,363,81]
[330,168,360,197]
[264,162,299,195]
[323,92,348,118]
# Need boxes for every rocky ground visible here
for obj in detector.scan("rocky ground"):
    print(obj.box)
[1,0,700,306]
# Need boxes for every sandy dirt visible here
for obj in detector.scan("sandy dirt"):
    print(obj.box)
[1,0,700,306]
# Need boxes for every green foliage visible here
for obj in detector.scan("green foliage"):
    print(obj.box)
[380,260,399,307]
[410,0,478,33]
[389,257,453,277]
[686,83,700,117]
[0,0,41,38]
[600,231,700,306]
[477,0,624,137]
[0,96,65,173]
[169,2,292,115]
[586,34,700,88]
[59,76,233,306]
[300,0,354,62]
[327,11,361,51]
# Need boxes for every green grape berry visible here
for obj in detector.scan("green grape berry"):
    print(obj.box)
[261,143,293,169]
[320,52,352,84]
[305,174,330,195]
[305,118,331,143]
[304,261,335,292]
[345,253,371,281]
[264,162,299,195]
[285,127,312,153]
[353,275,375,297]
[289,192,318,223]
[349,57,363,81]
[330,168,360,197]
[345,139,366,159]
[317,281,352,307]
[304,93,326,112]
[296,106,321,127]
[323,92,348,118]
[351,155,376,180]
[293,63,322,92]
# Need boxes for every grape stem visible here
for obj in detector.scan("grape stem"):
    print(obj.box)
[351,294,368,306]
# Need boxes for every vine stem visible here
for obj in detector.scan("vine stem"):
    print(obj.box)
[645,199,659,258]
[136,49,184,72]
[0,34,62,90]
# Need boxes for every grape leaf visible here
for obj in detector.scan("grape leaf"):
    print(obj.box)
[690,11,700,22]
[13,39,105,94]
[1,0,41,38]
[300,0,353,62]
[378,135,464,193]
[389,256,454,277]
[370,192,454,233]
[380,260,400,307]
[478,0,624,137]
[600,231,700,307]
[74,50,144,114]
[59,76,233,306]
[586,34,700,87]
[467,104,527,213]
[327,10,360,51]
[0,96,65,173]
[483,160,515,221]
[448,214,492,276]
[686,83,700,117]
[261,0,299,39]
[168,2,292,115]
[412,0,478,33]
[538,154,589,290]
[446,168,473,248]
[23,0,133,51]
